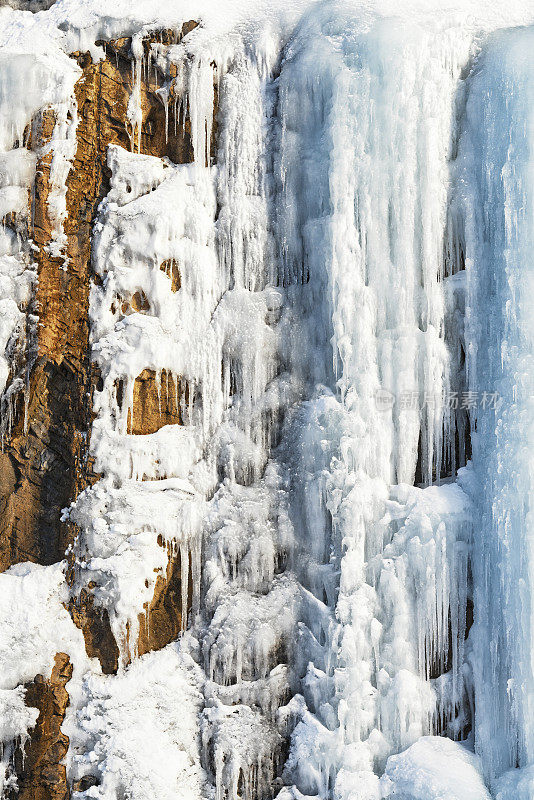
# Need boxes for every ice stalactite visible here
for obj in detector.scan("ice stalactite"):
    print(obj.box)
[68,32,299,799]
[200,471,299,798]
[126,34,144,154]
[44,90,79,264]
[69,9,500,799]
[216,48,274,293]
[191,41,304,800]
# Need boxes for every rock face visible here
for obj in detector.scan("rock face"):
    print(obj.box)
[0,25,213,797]
[0,26,199,573]
[127,369,182,435]
[68,590,120,675]
[9,654,72,800]
[160,258,181,292]
[137,544,193,658]
[0,100,94,572]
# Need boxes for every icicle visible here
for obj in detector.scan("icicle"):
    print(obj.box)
[127,34,144,154]
[44,91,79,266]
[180,542,189,633]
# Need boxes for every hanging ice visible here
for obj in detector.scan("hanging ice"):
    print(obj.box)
[1,2,534,800]
[273,8,478,798]
[460,24,534,787]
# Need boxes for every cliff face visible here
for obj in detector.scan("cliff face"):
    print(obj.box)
[1,5,506,800]
[0,26,207,798]
[0,26,197,573]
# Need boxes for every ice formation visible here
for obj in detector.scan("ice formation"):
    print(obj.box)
[0,562,91,794]
[459,25,534,786]
[2,1,534,799]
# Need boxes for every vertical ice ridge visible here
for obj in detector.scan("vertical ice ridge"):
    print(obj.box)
[460,26,534,785]
[197,44,303,800]
[276,9,477,800]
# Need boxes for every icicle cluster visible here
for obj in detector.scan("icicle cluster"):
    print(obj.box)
[272,10,480,799]
[2,3,534,800]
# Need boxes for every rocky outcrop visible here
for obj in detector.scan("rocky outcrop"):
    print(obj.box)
[9,653,72,800]
[137,544,193,658]
[160,258,181,292]
[1,22,216,795]
[127,369,182,435]
[68,590,119,675]
[0,26,201,572]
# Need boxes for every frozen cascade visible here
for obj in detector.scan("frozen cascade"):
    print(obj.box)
[2,2,534,800]
[459,25,534,792]
[275,10,477,800]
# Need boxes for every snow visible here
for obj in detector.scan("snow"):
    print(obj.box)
[1,1,534,800]
[68,478,204,665]
[494,765,534,800]
[379,736,491,800]
[0,562,92,794]
[0,687,38,745]
[0,561,89,689]
[67,643,206,800]
[0,687,39,796]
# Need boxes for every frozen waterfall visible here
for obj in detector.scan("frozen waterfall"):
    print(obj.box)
[460,26,534,797]
[2,1,534,799]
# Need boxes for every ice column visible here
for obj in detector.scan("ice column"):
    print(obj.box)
[198,40,303,800]
[461,25,534,783]
[276,7,475,797]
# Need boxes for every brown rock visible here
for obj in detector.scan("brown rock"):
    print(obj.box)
[136,544,193,658]
[9,653,72,800]
[160,258,181,292]
[126,368,182,435]
[68,590,119,675]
